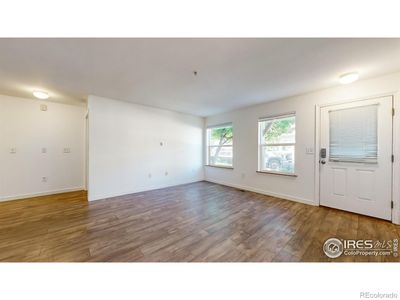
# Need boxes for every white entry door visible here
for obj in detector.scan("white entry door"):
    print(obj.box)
[320,96,393,220]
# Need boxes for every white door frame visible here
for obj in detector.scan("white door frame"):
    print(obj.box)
[314,92,400,225]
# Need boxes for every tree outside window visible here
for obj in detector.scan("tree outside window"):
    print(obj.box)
[207,125,233,167]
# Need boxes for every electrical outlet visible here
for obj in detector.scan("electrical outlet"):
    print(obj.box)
[41,147,47,153]
[10,148,17,154]
[63,148,71,153]
[40,104,48,111]
[42,177,47,182]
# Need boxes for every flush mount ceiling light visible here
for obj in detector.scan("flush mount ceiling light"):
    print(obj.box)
[33,90,49,100]
[339,72,359,84]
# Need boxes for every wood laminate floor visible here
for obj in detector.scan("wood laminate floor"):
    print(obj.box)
[0,181,399,262]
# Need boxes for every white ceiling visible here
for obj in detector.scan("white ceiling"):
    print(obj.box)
[0,38,400,116]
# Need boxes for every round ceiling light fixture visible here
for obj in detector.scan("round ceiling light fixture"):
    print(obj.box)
[339,72,359,85]
[33,90,49,100]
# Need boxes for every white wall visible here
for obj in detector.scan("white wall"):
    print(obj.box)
[88,95,204,201]
[0,95,86,201]
[205,72,400,221]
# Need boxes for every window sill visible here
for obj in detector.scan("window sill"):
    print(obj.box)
[205,165,234,170]
[256,170,298,177]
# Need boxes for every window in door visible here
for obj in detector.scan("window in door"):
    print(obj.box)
[329,104,378,163]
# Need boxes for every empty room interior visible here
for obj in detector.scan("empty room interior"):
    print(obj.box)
[1,38,400,262]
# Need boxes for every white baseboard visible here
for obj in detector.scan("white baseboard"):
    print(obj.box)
[89,179,204,201]
[0,187,85,202]
[205,179,317,206]
[393,212,400,225]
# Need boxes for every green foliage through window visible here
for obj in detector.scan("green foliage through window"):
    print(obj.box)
[207,125,233,167]
[210,127,233,146]
[262,116,295,144]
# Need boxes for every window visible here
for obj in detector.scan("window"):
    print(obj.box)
[258,114,296,174]
[206,124,233,168]
[329,104,378,163]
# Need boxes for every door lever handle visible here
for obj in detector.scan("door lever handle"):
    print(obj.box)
[320,160,326,165]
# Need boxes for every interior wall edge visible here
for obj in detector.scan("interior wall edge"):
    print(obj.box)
[87,95,204,201]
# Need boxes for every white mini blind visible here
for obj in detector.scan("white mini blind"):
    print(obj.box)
[329,104,378,163]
